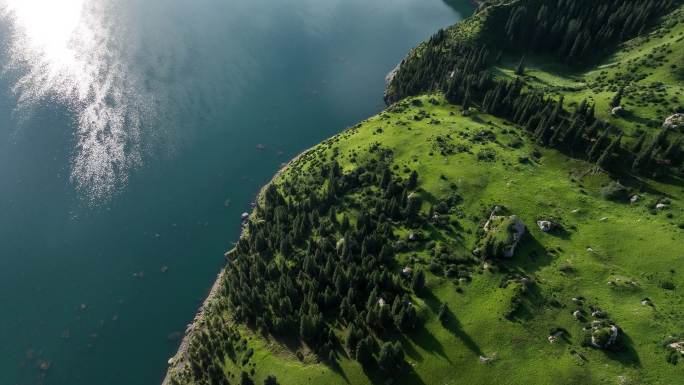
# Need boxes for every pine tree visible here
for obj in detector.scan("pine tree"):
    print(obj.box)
[462,86,472,111]
[596,134,622,169]
[355,337,373,365]
[438,303,449,324]
[632,133,647,153]
[411,270,426,294]
[610,87,624,108]
[515,56,526,76]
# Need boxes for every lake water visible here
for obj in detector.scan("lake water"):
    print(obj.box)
[0,1,471,384]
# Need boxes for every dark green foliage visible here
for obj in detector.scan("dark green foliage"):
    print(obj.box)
[502,0,677,64]
[411,269,426,294]
[355,337,374,365]
[438,303,449,324]
[377,341,405,373]
[264,375,279,385]
[515,56,525,76]
[241,371,255,385]
[610,87,624,108]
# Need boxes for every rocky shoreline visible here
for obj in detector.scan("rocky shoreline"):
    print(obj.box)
[162,147,316,385]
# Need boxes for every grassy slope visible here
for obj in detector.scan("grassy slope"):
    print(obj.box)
[217,93,684,385]
[173,4,684,385]
[493,5,684,146]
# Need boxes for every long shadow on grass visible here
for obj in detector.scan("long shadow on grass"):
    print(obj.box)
[501,235,554,275]
[404,319,452,363]
[327,353,351,384]
[605,331,641,367]
[441,308,484,357]
[360,360,427,385]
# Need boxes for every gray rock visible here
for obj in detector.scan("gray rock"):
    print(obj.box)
[663,113,684,130]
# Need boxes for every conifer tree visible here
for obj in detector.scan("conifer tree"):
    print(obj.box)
[515,56,526,76]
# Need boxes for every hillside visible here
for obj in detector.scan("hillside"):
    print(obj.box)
[165,2,684,385]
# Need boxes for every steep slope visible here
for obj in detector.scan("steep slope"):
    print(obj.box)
[165,2,684,385]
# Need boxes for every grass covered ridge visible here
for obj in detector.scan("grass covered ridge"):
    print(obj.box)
[168,95,684,385]
[165,2,684,385]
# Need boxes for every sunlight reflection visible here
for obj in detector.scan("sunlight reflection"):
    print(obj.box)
[1,0,149,201]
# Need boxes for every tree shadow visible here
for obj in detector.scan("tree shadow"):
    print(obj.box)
[500,235,554,275]
[396,333,424,362]
[605,331,641,367]
[360,359,427,385]
[327,353,351,384]
[407,323,451,362]
[441,309,484,357]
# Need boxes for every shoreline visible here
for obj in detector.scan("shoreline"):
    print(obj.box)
[161,147,315,385]
[162,1,482,380]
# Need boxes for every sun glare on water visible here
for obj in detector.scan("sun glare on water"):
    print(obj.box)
[1,0,152,202]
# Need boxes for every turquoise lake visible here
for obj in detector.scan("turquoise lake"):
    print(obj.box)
[0,0,472,384]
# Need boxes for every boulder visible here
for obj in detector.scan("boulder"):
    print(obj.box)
[663,113,684,130]
[611,106,624,116]
[630,195,640,204]
[591,323,619,349]
[668,341,684,355]
[656,203,669,210]
[479,210,526,258]
[536,220,554,232]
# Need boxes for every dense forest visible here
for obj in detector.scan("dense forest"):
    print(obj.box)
[387,0,683,177]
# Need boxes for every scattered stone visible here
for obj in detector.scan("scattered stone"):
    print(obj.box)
[408,232,419,242]
[656,203,669,210]
[479,355,492,363]
[255,143,266,151]
[591,310,606,318]
[611,106,624,116]
[401,266,413,277]
[536,220,555,232]
[548,330,564,343]
[587,247,594,253]
[572,297,583,305]
[160,265,169,273]
[663,113,684,130]
[223,198,232,207]
[668,341,684,355]
[641,298,652,306]
[591,323,619,349]
[630,195,640,204]
[133,271,145,279]
[80,303,88,311]
[241,212,250,221]
[378,298,386,307]
[599,217,608,222]
[572,310,583,320]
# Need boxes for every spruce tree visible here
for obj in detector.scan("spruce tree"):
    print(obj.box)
[610,87,624,108]
[596,134,622,169]
[515,56,526,76]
